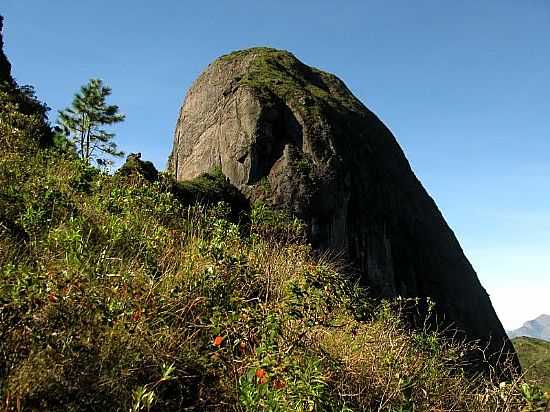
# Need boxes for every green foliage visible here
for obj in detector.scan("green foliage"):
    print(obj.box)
[164,167,249,220]
[1,79,548,411]
[57,78,125,166]
[251,201,306,244]
[117,153,159,182]
[0,86,46,156]
[513,336,550,393]
[295,156,312,176]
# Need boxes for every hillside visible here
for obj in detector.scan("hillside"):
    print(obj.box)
[513,337,550,392]
[1,23,549,411]
[510,315,550,341]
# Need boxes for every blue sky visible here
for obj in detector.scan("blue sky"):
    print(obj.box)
[2,1,549,329]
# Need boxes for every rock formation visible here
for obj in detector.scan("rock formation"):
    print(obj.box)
[168,47,519,373]
[118,152,159,182]
[0,16,14,85]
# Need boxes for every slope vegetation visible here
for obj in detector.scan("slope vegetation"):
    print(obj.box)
[513,337,550,392]
[1,80,549,412]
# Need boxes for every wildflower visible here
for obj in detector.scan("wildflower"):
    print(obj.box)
[259,376,268,384]
[213,335,223,347]
[255,368,266,379]
[132,309,142,321]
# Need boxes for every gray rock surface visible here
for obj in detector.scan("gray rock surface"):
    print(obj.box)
[168,47,519,373]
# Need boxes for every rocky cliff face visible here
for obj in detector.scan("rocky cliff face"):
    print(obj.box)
[168,47,518,372]
[0,16,14,85]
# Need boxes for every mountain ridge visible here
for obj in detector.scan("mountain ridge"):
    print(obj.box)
[509,314,550,341]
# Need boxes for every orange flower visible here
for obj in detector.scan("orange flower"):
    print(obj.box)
[259,376,268,384]
[132,309,142,321]
[213,335,223,347]
[255,368,266,378]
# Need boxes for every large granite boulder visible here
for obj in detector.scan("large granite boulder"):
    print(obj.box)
[168,47,518,373]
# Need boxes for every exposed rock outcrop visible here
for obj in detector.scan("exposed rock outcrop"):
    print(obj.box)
[117,152,159,182]
[168,47,519,373]
[0,16,14,85]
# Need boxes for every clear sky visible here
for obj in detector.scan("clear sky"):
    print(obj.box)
[2,1,549,329]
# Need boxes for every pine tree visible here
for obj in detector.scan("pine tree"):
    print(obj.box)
[58,78,125,165]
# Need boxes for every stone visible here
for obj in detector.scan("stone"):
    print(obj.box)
[0,16,14,85]
[117,152,159,182]
[168,47,519,374]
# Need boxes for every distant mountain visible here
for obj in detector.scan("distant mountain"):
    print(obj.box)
[508,314,550,341]
[512,336,550,392]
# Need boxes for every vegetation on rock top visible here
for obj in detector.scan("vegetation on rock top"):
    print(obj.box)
[218,48,361,116]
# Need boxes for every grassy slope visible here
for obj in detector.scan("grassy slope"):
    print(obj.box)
[513,337,550,392]
[1,81,549,410]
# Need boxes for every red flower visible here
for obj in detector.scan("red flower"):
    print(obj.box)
[255,368,266,379]
[213,335,223,347]
[132,310,142,321]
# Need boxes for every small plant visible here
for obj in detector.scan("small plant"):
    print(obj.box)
[295,157,312,176]
[251,201,306,244]
[131,386,156,412]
